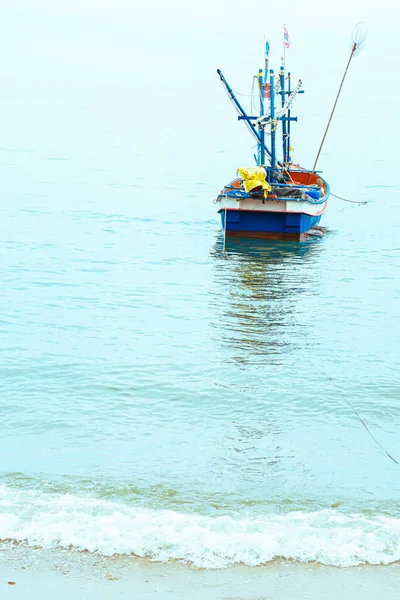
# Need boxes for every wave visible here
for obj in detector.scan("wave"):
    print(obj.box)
[0,484,399,568]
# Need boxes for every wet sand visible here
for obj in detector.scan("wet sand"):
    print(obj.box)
[1,547,399,599]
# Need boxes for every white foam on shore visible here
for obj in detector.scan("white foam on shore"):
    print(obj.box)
[0,485,399,568]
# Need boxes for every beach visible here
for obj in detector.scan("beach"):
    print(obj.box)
[2,548,400,600]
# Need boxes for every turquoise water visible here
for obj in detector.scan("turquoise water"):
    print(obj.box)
[1,1,399,568]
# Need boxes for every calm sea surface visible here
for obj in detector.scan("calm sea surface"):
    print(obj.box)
[0,0,399,569]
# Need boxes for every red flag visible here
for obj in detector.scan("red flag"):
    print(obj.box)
[262,83,271,99]
[283,26,290,49]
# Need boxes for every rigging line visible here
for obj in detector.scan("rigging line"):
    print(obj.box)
[225,89,260,145]
[221,242,399,466]
[217,72,266,151]
[231,88,251,98]
[251,76,258,116]
[331,192,367,204]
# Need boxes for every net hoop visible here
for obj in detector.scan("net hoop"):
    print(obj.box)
[352,21,367,44]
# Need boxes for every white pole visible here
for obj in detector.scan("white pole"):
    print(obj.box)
[223,195,227,252]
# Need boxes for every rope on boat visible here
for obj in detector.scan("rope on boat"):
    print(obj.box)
[251,76,258,115]
[279,79,302,117]
[219,78,260,146]
[331,192,367,205]
[256,79,302,128]
[230,88,251,98]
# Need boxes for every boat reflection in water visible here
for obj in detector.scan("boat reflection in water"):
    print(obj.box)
[209,232,328,487]
[210,230,327,364]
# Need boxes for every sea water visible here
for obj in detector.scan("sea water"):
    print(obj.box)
[0,0,399,571]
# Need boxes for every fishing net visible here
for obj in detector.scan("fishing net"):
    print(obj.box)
[352,21,367,57]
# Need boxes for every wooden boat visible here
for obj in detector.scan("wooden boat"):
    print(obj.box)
[217,167,329,240]
[215,42,329,240]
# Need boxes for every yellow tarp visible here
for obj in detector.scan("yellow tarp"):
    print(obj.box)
[237,167,272,195]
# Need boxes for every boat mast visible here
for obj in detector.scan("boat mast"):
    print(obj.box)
[263,42,270,84]
[279,60,288,163]
[270,70,276,173]
[258,68,265,166]
[287,72,291,163]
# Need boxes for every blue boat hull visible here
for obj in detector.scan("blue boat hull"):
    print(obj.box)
[219,209,323,240]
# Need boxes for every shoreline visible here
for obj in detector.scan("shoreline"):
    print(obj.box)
[1,547,399,599]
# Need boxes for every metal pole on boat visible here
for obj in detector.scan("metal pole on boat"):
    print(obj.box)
[263,42,270,84]
[287,72,292,163]
[223,195,227,251]
[270,70,276,174]
[280,60,287,163]
[312,22,367,173]
[258,69,265,166]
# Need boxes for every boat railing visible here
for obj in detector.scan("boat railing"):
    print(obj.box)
[272,183,319,189]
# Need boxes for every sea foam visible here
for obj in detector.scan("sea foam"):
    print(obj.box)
[0,485,399,568]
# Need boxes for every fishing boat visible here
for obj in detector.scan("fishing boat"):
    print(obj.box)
[215,42,330,241]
